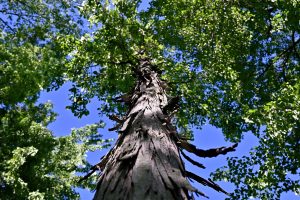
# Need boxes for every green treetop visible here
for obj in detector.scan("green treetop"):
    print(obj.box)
[1,0,299,199]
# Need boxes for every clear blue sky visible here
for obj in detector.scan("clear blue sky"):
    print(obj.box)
[39,83,299,200]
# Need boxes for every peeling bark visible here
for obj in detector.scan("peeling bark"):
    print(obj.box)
[91,59,237,200]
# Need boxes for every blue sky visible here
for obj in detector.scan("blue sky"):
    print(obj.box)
[39,83,300,200]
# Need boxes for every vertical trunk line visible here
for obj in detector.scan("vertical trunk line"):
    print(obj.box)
[93,59,197,200]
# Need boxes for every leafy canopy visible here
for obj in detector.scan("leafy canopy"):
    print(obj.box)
[0,0,110,199]
[1,0,299,199]
[0,103,109,199]
[65,0,300,199]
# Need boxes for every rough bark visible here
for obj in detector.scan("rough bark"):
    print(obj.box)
[90,59,237,200]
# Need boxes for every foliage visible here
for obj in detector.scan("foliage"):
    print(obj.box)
[1,0,299,199]
[0,0,83,106]
[65,0,299,199]
[0,102,110,199]
[0,0,110,199]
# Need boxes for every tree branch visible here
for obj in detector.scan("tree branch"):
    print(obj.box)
[186,171,230,196]
[0,17,15,33]
[163,96,180,113]
[108,114,125,123]
[178,140,238,158]
[180,150,206,169]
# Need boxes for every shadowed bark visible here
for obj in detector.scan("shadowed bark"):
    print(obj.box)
[89,59,238,199]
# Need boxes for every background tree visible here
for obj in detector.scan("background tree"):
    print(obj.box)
[0,1,110,199]
[0,103,109,199]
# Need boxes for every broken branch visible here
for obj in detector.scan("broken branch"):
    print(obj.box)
[112,94,132,103]
[108,114,125,123]
[180,150,206,169]
[163,96,180,113]
[186,171,230,196]
[78,163,101,183]
[178,140,238,158]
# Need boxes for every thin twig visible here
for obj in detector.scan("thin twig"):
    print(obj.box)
[0,17,15,33]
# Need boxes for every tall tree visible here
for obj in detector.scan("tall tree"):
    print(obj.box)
[91,59,237,199]
[1,0,299,199]
[67,0,299,199]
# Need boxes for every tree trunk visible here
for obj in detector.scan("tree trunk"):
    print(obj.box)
[91,59,237,200]
[93,59,197,200]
